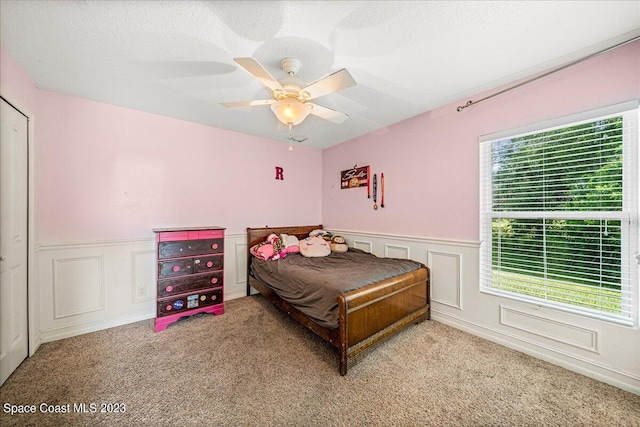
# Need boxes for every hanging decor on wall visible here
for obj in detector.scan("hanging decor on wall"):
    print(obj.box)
[275,166,284,180]
[340,165,369,189]
[380,173,385,208]
[372,173,378,210]
[339,165,385,210]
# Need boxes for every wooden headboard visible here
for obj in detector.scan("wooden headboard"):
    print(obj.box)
[246,225,322,249]
[246,225,322,297]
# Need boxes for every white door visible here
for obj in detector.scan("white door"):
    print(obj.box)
[0,97,29,386]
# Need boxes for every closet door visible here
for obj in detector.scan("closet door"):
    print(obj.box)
[0,97,29,386]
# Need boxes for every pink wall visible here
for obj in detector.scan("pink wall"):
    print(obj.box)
[35,90,322,242]
[2,45,322,243]
[322,41,640,241]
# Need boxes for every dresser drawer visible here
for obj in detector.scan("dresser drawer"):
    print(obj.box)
[157,288,223,317]
[193,254,223,273]
[156,229,224,242]
[158,238,224,259]
[158,258,193,279]
[157,272,223,298]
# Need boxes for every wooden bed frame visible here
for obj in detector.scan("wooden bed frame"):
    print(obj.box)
[246,225,430,375]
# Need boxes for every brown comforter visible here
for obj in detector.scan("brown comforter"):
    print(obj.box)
[250,249,424,328]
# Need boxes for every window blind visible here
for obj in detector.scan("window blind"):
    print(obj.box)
[480,105,638,324]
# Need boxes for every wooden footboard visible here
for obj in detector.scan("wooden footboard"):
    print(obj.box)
[338,268,429,375]
[247,225,430,375]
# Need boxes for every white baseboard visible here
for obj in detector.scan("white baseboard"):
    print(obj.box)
[41,311,156,343]
[29,332,42,357]
[225,288,247,301]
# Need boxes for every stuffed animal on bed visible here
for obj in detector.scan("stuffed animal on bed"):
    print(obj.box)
[299,236,331,257]
[309,229,333,242]
[280,233,300,253]
[250,233,289,260]
[330,235,348,253]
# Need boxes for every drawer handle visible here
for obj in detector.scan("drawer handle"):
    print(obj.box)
[166,305,172,311]
[206,261,213,268]
[166,285,174,292]
[212,295,217,301]
[172,265,180,272]
[211,243,218,250]
[211,278,218,284]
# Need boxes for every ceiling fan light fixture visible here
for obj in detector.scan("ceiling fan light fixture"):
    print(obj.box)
[270,99,312,126]
[224,57,356,126]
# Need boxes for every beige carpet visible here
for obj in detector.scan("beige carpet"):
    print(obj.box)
[1,295,638,426]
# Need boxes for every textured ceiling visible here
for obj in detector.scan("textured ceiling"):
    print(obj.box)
[1,1,639,149]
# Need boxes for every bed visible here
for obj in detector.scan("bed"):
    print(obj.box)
[246,225,430,375]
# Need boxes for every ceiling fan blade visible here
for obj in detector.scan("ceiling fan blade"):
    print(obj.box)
[134,60,237,79]
[308,103,349,124]
[234,57,284,94]
[221,99,275,108]
[302,69,356,100]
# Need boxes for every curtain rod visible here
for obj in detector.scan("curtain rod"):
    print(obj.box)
[456,35,640,112]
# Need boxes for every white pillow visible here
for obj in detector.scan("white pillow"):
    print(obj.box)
[299,236,331,257]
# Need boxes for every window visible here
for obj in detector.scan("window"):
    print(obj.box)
[480,102,638,325]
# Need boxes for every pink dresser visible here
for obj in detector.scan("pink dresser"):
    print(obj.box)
[153,226,225,332]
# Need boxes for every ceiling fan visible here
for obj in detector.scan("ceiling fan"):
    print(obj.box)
[221,57,356,127]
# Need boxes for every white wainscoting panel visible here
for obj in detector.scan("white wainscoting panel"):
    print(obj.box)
[428,251,462,310]
[37,233,249,342]
[38,239,156,341]
[52,256,104,319]
[353,239,373,253]
[226,234,248,300]
[499,305,599,353]
[385,244,410,259]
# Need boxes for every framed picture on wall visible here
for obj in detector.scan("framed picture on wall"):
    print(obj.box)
[340,165,369,189]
